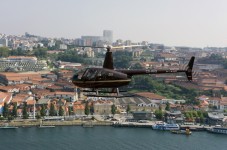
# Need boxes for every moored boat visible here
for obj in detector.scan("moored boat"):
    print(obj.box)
[171,129,192,135]
[0,123,18,129]
[207,125,227,135]
[152,122,180,131]
[0,126,18,129]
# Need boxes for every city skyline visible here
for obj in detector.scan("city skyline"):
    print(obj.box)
[1,0,227,47]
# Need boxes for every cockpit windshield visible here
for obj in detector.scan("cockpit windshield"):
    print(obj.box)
[76,68,86,79]
[73,68,87,80]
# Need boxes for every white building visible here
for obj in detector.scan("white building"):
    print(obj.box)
[103,30,113,44]
[0,38,8,47]
[60,44,67,50]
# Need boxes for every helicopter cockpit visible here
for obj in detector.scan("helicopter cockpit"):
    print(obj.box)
[72,68,86,81]
[72,67,129,82]
[73,68,101,81]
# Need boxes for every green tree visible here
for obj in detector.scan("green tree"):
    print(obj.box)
[0,47,10,57]
[184,112,190,120]
[3,102,9,118]
[12,103,17,117]
[84,101,90,116]
[59,106,64,116]
[33,48,48,58]
[68,106,74,115]
[199,113,205,124]
[40,105,46,117]
[49,103,56,116]
[113,51,132,69]
[165,102,170,111]
[154,110,163,120]
[111,104,116,116]
[126,104,131,115]
[90,103,94,115]
[22,102,28,119]
[131,62,143,69]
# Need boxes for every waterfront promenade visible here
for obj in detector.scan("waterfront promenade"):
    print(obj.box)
[0,119,212,132]
[0,120,113,127]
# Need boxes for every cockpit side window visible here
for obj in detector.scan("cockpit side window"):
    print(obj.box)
[83,68,97,80]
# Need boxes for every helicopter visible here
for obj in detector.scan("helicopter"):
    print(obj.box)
[72,45,195,97]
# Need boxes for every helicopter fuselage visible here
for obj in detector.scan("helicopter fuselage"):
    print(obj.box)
[72,68,131,88]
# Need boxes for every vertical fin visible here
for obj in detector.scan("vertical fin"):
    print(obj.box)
[103,46,114,69]
[185,56,195,81]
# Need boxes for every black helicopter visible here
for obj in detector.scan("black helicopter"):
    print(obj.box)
[72,46,195,96]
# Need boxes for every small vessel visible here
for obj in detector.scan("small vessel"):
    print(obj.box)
[38,120,55,128]
[82,121,93,128]
[152,122,180,131]
[0,123,18,129]
[207,125,227,135]
[171,129,192,135]
[38,125,55,128]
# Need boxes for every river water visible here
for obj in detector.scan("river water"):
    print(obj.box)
[0,126,226,150]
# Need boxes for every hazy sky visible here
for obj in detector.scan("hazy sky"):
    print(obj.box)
[1,0,227,47]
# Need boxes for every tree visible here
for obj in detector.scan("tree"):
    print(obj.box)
[3,102,9,118]
[0,47,10,57]
[12,103,17,117]
[165,102,170,111]
[40,105,46,117]
[33,47,48,58]
[49,103,56,116]
[90,103,94,115]
[22,102,28,119]
[59,106,64,116]
[113,51,132,69]
[84,101,90,116]
[111,104,116,116]
[131,63,143,69]
[154,110,163,120]
[68,106,74,116]
[126,104,131,115]
[199,113,204,124]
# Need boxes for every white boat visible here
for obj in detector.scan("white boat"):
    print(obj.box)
[152,122,180,131]
[38,125,55,128]
[207,125,227,135]
[0,123,18,129]
[0,126,18,129]
[38,120,55,128]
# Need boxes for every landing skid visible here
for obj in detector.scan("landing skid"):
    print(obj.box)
[84,94,135,98]
[82,88,134,98]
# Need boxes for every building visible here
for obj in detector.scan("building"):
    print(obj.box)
[207,112,224,125]
[0,38,8,47]
[59,44,67,50]
[103,30,113,44]
[132,111,153,120]
[81,36,102,46]
[6,56,37,64]
[45,92,78,102]
[94,100,113,115]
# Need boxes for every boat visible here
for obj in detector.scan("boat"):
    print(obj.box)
[0,123,18,129]
[152,122,180,131]
[82,121,93,128]
[38,125,55,128]
[171,129,192,135]
[38,120,55,128]
[207,125,227,135]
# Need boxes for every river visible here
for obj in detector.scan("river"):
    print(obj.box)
[0,126,226,150]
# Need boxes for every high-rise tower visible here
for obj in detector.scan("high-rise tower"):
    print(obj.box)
[103,30,113,44]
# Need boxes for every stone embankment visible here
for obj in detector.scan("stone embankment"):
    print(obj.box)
[0,120,113,127]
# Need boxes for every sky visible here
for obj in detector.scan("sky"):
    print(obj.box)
[1,0,227,47]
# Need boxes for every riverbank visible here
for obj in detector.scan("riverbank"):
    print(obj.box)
[0,120,113,127]
[0,119,212,132]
